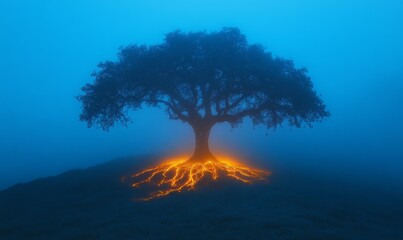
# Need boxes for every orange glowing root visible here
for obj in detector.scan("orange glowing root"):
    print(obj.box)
[129,157,270,200]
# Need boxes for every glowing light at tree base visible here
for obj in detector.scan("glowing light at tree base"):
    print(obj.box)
[128,156,270,201]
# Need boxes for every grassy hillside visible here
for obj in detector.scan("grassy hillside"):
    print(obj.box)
[0,156,402,240]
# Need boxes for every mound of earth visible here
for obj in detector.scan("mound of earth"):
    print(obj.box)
[0,155,402,240]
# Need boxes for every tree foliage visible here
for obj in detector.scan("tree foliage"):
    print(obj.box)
[78,28,329,131]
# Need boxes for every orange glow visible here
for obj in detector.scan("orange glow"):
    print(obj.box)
[128,155,270,200]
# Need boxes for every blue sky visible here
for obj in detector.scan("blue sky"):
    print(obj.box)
[1,0,402,189]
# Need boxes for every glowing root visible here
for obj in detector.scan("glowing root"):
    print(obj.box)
[129,157,270,200]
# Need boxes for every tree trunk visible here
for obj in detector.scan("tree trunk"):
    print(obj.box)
[189,123,217,162]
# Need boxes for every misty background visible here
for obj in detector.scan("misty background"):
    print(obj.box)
[1,0,402,191]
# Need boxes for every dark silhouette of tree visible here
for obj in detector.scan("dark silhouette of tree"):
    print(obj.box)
[77,28,329,162]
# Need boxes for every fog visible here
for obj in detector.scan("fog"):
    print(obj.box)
[1,0,402,191]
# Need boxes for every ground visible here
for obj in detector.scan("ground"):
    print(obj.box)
[0,155,402,240]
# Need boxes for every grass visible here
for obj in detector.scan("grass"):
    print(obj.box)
[0,155,402,240]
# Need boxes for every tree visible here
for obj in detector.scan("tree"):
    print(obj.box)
[77,28,329,162]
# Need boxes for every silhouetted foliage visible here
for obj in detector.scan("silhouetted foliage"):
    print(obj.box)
[78,28,329,159]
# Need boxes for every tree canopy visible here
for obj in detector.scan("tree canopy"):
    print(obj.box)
[78,28,329,131]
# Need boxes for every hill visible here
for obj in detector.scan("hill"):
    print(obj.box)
[0,155,402,239]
